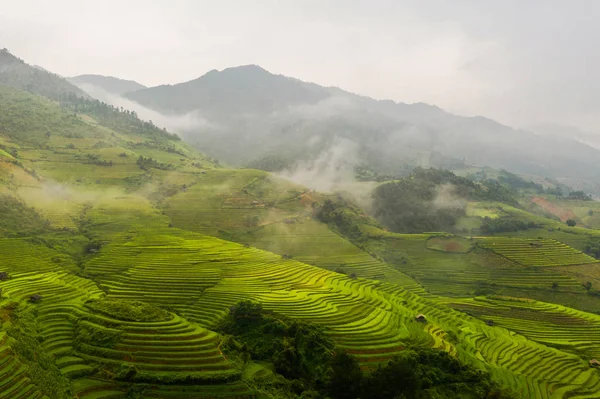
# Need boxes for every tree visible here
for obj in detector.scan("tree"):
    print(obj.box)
[566,219,577,227]
[231,300,263,325]
[585,281,593,291]
[326,350,363,399]
[552,282,559,290]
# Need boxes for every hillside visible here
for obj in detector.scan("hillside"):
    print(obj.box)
[68,74,147,95]
[0,48,88,100]
[122,65,600,194]
[5,52,600,399]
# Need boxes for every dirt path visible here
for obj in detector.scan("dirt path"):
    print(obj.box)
[531,196,577,222]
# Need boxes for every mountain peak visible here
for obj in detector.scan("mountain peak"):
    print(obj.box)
[201,64,271,80]
[0,48,25,65]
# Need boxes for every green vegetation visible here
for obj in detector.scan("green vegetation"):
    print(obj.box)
[221,301,511,399]
[84,298,172,322]
[6,56,600,399]
[371,168,518,233]
[0,194,52,236]
[478,237,598,267]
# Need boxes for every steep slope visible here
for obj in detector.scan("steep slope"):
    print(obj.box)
[68,74,147,95]
[125,65,600,194]
[0,48,88,100]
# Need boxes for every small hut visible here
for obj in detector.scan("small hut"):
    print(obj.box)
[29,294,43,303]
[0,271,9,281]
[486,320,495,326]
[415,314,427,323]
[590,359,600,368]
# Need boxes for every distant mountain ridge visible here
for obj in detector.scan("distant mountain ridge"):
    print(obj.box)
[117,64,600,194]
[125,64,330,115]
[68,74,147,95]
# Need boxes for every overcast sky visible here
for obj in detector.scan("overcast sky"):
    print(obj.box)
[1,0,599,131]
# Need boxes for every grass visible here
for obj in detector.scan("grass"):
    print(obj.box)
[162,169,421,288]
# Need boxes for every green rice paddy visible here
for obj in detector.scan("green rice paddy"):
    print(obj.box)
[5,85,600,398]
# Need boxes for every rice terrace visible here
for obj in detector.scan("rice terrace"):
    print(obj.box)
[4,6,600,398]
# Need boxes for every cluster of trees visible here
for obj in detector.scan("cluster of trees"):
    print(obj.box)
[370,168,530,233]
[497,170,545,193]
[567,190,593,201]
[136,156,174,171]
[82,154,113,167]
[328,349,513,399]
[584,238,600,259]
[246,154,293,172]
[315,199,363,240]
[220,301,334,396]
[372,178,464,233]
[0,194,52,237]
[546,188,593,200]
[479,217,538,234]
[59,93,180,142]
[219,301,513,399]
[371,169,469,233]
[354,164,397,182]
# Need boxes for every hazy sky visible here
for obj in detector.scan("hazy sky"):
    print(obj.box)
[1,0,599,131]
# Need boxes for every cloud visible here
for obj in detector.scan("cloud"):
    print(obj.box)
[432,184,467,210]
[276,96,359,119]
[279,138,358,193]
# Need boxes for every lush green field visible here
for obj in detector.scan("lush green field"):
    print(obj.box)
[162,169,423,290]
[478,237,598,267]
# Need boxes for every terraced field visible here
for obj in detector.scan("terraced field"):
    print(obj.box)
[376,233,588,297]
[377,285,600,398]
[84,228,417,361]
[163,169,423,289]
[0,331,49,399]
[447,296,600,360]
[478,237,598,267]
[77,221,600,398]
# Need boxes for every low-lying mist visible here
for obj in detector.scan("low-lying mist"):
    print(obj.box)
[278,137,378,211]
[74,83,214,133]
[279,137,358,193]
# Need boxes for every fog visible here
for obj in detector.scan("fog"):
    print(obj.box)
[2,0,600,136]
[74,83,213,133]
[279,138,358,193]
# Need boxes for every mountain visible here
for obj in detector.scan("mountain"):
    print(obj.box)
[126,64,329,115]
[68,74,147,95]
[123,65,600,194]
[0,48,88,100]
